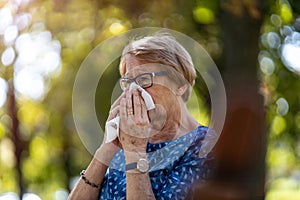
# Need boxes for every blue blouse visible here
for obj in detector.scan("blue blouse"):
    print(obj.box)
[99,126,215,200]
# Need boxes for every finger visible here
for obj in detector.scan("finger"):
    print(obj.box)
[119,98,127,119]
[110,91,126,111]
[108,105,119,121]
[140,97,149,122]
[133,89,142,120]
[126,89,133,116]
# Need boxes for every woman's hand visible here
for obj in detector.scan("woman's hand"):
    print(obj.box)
[96,92,126,165]
[119,88,150,153]
[104,92,126,147]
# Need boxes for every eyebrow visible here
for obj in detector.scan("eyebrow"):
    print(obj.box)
[123,68,148,78]
[122,72,146,79]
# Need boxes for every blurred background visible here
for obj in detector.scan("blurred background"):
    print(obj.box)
[0,0,299,199]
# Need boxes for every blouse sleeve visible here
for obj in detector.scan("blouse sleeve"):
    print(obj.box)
[154,135,215,200]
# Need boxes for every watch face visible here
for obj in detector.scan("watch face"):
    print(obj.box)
[137,158,149,173]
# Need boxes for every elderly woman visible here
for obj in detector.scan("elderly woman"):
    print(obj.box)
[69,33,214,200]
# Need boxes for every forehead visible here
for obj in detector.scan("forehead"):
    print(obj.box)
[123,55,165,77]
[122,54,182,80]
[124,64,163,76]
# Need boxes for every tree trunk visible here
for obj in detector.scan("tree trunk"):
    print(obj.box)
[193,1,266,199]
[7,82,25,198]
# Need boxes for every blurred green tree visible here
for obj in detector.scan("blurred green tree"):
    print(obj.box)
[0,0,300,199]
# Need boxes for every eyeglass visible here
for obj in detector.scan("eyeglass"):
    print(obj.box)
[119,71,167,91]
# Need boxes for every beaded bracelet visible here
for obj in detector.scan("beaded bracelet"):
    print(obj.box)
[80,170,102,190]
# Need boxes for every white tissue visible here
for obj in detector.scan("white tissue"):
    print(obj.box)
[129,82,155,110]
[105,83,155,143]
[105,116,120,143]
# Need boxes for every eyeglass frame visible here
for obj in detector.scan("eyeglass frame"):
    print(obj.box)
[119,71,167,90]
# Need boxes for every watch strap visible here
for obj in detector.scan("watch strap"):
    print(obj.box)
[125,162,138,171]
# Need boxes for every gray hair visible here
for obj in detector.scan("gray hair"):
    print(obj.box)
[119,32,196,102]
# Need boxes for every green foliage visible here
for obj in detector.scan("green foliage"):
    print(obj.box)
[260,0,300,199]
[193,7,215,24]
[0,0,299,199]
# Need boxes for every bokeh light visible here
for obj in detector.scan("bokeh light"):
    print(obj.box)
[14,69,45,100]
[281,43,300,72]
[0,192,19,200]
[267,32,281,49]
[270,14,282,27]
[276,97,289,116]
[281,34,300,73]
[0,138,15,168]
[69,176,80,191]
[279,15,300,74]
[0,0,299,199]
[15,13,32,31]
[109,22,126,35]
[0,78,8,107]
[13,27,61,100]
[22,193,42,200]
[259,56,275,76]
[271,115,286,136]
[0,7,13,34]
[280,1,293,24]
[1,47,16,66]
[280,25,293,37]
[193,6,215,24]
[54,189,69,200]
[4,25,18,45]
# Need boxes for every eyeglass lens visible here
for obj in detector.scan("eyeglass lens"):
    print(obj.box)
[120,73,152,90]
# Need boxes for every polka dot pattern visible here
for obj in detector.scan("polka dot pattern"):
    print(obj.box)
[99,126,215,199]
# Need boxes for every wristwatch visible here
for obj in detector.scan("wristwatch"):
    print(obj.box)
[126,158,149,173]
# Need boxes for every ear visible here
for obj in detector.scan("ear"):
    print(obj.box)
[176,84,188,96]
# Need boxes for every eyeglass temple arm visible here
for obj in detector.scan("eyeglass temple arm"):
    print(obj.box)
[152,71,167,77]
